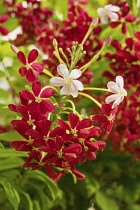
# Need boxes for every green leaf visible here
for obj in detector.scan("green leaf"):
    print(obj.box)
[0,143,4,149]
[0,148,27,158]
[20,191,33,210]
[95,191,119,210]
[0,130,25,142]
[0,157,24,171]
[0,176,20,210]
[33,200,41,210]
[25,170,60,201]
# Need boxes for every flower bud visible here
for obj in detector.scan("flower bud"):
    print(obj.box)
[92,17,99,26]
[104,35,112,46]
[10,45,19,54]
[53,38,58,46]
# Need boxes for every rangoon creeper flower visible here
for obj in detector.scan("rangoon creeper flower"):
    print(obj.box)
[97,4,120,24]
[50,64,84,97]
[105,76,127,109]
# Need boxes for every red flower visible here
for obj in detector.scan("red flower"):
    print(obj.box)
[93,103,118,134]
[17,49,44,82]
[110,5,136,34]
[20,80,55,114]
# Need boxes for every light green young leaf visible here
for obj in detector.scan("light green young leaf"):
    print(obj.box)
[0,176,20,210]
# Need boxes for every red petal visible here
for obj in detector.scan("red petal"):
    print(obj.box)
[70,167,85,179]
[8,104,18,112]
[110,22,120,28]
[85,141,99,152]
[26,69,38,83]
[40,88,54,98]
[20,90,35,100]
[86,151,96,160]
[26,129,42,138]
[0,26,9,35]
[0,14,9,23]
[28,49,38,63]
[39,100,55,114]
[122,23,127,34]
[96,141,106,150]
[19,67,27,76]
[17,51,26,65]
[135,32,140,40]
[76,119,92,130]
[31,63,44,72]
[57,119,71,131]
[89,126,100,137]
[68,113,79,129]
[63,143,82,154]
[56,136,64,150]
[32,80,41,96]
[44,165,57,179]
[78,129,89,138]
[93,114,107,121]
[49,127,66,137]
[125,14,136,22]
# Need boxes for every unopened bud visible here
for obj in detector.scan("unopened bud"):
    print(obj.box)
[92,17,99,26]
[10,45,19,54]
[53,38,58,46]
[104,35,112,46]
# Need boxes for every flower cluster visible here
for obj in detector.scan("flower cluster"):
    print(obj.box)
[2,0,132,181]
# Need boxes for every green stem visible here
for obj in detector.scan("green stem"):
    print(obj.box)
[84,87,110,92]
[79,92,102,108]
[43,69,54,78]
[65,99,76,113]
[80,44,106,73]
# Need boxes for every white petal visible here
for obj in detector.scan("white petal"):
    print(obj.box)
[73,80,84,91]
[60,84,71,95]
[69,69,82,79]
[97,8,104,16]
[105,94,119,103]
[108,12,119,21]
[107,81,120,93]
[122,88,127,96]
[57,64,69,79]
[110,5,120,12]
[111,97,123,109]
[100,14,109,24]
[70,83,78,97]
[50,77,65,87]
[104,4,113,10]
[116,76,124,89]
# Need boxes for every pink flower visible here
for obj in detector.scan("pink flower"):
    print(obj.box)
[105,76,127,108]
[50,64,84,97]
[97,4,120,24]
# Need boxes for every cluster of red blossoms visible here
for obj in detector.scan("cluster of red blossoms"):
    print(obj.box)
[8,46,108,181]
[8,81,106,181]
[2,0,139,180]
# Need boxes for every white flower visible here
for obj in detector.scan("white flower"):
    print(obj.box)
[50,64,84,97]
[97,4,120,24]
[105,76,127,109]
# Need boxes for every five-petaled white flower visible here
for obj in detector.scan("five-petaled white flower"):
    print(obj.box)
[97,4,120,24]
[105,76,127,109]
[50,64,84,97]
